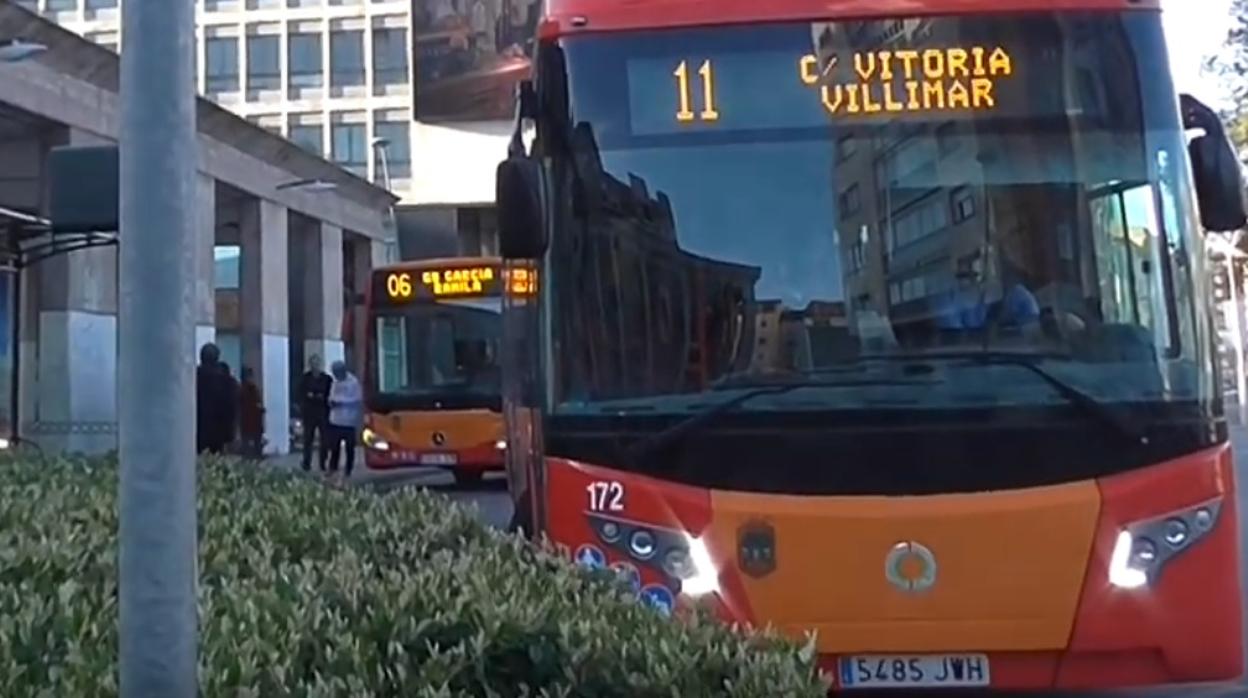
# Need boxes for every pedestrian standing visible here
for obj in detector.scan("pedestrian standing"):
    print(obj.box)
[195,343,237,455]
[297,354,333,472]
[325,360,363,484]
[220,361,240,453]
[238,366,265,459]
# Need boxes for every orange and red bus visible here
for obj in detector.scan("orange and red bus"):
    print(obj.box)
[494,0,1248,691]
[362,257,508,485]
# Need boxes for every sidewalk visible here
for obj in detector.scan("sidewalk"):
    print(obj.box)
[263,447,456,491]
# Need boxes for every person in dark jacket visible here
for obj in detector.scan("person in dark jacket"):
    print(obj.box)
[196,343,238,455]
[297,354,333,472]
[238,366,265,458]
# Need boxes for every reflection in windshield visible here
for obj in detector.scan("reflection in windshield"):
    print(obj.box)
[374,297,502,397]
[548,11,1205,414]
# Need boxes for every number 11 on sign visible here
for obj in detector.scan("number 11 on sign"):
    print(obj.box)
[674,59,720,123]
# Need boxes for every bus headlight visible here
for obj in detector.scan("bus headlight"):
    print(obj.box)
[587,515,720,597]
[361,428,390,452]
[663,536,720,597]
[494,439,507,451]
[1109,498,1222,589]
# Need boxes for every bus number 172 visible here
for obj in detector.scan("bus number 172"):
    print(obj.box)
[587,481,625,512]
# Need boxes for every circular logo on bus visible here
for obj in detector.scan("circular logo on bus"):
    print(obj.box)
[574,544,606,570]
[884,541,937,593]
[610,561,642,593]
[431,431,446,446]
[640,584,675,617]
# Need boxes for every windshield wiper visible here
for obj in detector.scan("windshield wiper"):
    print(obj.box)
[861,352,1149,446]
[623,379,924,465]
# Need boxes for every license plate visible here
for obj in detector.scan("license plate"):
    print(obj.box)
[419,452,458,466]
[839,654,990,689]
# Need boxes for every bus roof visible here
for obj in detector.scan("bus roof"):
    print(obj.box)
[541,0,1160,36]
[372,256,503,275]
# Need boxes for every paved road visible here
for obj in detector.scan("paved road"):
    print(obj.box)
[271,450,514,529]
[354,464,513,529]
[276,425,1248,697]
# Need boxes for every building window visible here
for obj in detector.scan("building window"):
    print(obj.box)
[289,123,323,156]
[246,35,281,92]
[847,241,867,272]
[936,122,958,155]
[205,37,240,94]
[372,27,408,87]
[889,266,952,305]
[247,114,283,136]
[839,184,861,219]
[87,31,118,52]
[372,120,411,183]
[951,187,976,223]
[888,195,950,253]
[85,0,117,9]
[837,135,856,162]
[288,32,323,88]
[330,30,365,87]
[331,122,368,177]
[458,207,499,256]
[45,0,77,11]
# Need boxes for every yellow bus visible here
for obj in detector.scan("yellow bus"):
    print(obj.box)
[361,257,507,485]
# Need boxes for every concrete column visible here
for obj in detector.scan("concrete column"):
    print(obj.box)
[240,198,290,455]
[35,246,118,454]
[17,131,56,437]
[31,127,119,454]
[348,235,386,379]
[195,173,216,352]
[302,221,345,369]
[18,263,37,436]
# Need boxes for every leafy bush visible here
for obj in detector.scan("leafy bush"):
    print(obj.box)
[0,454,827,696]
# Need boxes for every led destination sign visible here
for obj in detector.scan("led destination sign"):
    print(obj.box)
[610,19,1050,137]
[797,47,1014,116]
[629,45,1016,135]
[373,263,536,304]
[375,264,502,303]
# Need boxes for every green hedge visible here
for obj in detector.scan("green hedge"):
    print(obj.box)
[0,454,827,696]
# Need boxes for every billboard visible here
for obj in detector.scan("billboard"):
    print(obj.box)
[411,0,541,122]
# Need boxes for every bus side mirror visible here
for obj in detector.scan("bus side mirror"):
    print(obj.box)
[1182,94,1247,232]
[496,156,546,259]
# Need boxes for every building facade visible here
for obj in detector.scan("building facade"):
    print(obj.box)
[27,0,514,259]
[0,2,397,454]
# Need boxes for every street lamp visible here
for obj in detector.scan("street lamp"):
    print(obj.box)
[0,39,46,63]
[371,136,393,191]
[275,178,336,192]
[371,137,399,263]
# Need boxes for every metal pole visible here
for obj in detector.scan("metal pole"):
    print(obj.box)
[1232,260,1248,414]
[10,264,20,443]
[118,0,198,694]
[374,143,399,263]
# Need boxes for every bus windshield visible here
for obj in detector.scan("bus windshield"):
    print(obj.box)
[549,11,1207,415]
[371,296,503,411]
[539,11,1217,492]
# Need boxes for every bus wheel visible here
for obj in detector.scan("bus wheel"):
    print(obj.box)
[453,469,484,487]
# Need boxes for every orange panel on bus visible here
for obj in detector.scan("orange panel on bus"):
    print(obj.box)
[704,482,1100,653]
